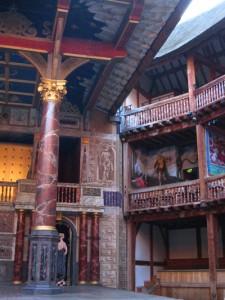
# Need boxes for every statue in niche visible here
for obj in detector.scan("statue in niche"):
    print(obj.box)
[98,145,114,181]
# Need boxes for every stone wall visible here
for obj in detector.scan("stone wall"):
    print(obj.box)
[99,206,127,289]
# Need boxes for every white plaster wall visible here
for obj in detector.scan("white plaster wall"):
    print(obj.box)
[170,228,197,259]
[135,266,150,288]
[136,223,150,261]
[125,90,138,109]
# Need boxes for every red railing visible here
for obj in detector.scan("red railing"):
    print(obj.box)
[0,181,17,202]
[129,180,200,211]
[195,74,225,109]
[123,93,190,130]
[57,183,80,203]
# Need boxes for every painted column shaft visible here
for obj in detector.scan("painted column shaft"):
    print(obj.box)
[90,213,100,283]
[32,78,66,229]
[13,210,25,284]
[79,212,88,282]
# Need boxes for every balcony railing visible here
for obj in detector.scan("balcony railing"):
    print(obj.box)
[57,183,80,203]
[0,181,80,204]
[195,74,225,109]
[205,173,225,201]
[128,173,225,213]
[122,93,190,130]
[129,180,200,211]
[121,74,225,132]
[0,181,17,202]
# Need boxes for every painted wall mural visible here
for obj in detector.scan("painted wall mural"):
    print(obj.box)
[206,130,225,175]
[132,144,198,188]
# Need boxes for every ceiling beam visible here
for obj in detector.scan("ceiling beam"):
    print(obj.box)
[0,35,127,60]
[194,53,225,74]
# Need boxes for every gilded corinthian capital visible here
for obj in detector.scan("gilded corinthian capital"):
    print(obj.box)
[38,78,67,103]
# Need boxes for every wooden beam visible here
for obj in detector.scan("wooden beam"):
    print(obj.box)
[206,213,218,300]
[187,55,196,111]
[0,34,127,60]
[128,205,225,223]
[61,38,127,59]
[127,221,137,291]
[196,124,207,200]
[195,52,225,75]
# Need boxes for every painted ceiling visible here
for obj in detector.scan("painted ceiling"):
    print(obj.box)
[0,0,190,115]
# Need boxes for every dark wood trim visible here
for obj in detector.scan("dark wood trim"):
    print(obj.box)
[135,260,165,267]
[206,213,218,300]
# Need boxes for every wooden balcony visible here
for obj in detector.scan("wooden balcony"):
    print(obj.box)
[126,174,225,215]
[121,74,225,133]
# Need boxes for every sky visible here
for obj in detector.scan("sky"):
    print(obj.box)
[180,0,225,22]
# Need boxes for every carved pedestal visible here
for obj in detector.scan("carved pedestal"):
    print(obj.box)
[23,230,60,295]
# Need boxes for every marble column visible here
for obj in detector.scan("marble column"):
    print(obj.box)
[26,210,35,282]
[90,212,100,284]
[23,78,67,295]
[78,212,88,283]
[12,209,25,284]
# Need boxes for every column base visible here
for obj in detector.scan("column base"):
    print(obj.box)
[78,281,101,285]
[12,281,23,285]
[23,284,62,295]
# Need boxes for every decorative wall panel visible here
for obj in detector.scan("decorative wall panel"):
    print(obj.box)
[0,237,13,259]
[80,137,116,184]
[0,212,15,232]
[0,144,32,182]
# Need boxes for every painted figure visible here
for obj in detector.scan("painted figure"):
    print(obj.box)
[154,153,167,185]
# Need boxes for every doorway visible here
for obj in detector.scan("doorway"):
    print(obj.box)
[56,218,77,285]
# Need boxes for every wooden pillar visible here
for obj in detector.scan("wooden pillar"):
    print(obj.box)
[187,55,196,112]
[196,124,207,200]
[221,222,225,259]
[206,213,219,300]
[12,210,25,284]
[123,142,131,212]
[127,221,136,291]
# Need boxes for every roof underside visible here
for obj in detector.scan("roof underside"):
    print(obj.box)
[0,0,190,115]
[140,2,225,100]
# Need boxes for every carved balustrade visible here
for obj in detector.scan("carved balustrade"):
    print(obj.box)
[121,74,225,132]
[195,74,225,109]
[0,181,17,202]
[205,174,225,201]
[123,93,190,130]
[129,180,200,211]
[57,183,80,203]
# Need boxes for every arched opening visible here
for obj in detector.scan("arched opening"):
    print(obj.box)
[56,217,78,286]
